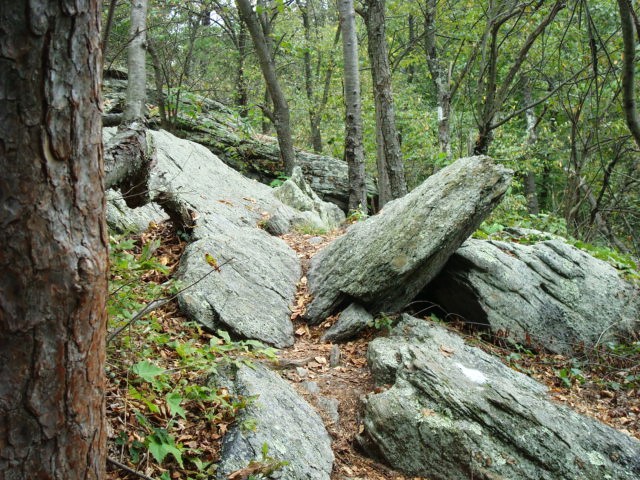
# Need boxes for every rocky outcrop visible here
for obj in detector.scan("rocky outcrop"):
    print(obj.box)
[304,156,512,324]
[424,238,640,354]
[213,363,334,480]
[273,166,345,231]
[102,77,376,210]
[360,315,640,480]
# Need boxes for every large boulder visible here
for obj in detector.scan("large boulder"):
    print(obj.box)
[303,156,512,324]
[144,130,306,347]
[360,315,640,480]
[213,363,334,480]
[424,238,640,354]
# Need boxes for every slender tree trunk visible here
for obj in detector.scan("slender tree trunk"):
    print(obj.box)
[236,0,297,174]
[362,0,407,205]
[338,0,367,213]
[0,1,107,478]
[147,41,168,129]
[124,0,149,123]
[298,0,324,153]
[617,0,640,149]
[423,0,452,159]
[523,77,540,214]
[236,22,249,117]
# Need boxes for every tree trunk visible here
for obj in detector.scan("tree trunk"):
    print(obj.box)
[147,41,168,129]
[0,1,107,478]
[617,0,640,149]
[124,0,149,123]
[236,0,297,175]
[362,0,407,206]
[338,0,368,213]
[523,77,540,214]
[236,22,249,117]
[423,0,452,159]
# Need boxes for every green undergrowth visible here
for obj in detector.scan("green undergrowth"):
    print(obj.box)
[107,231,278,479]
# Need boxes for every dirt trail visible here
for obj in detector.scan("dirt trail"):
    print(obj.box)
[277,231,427,480]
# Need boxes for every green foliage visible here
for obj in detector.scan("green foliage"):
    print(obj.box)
[269,173,289,188]
[107,231,278,476]
[346,205,368,223]
[368,313,396,332]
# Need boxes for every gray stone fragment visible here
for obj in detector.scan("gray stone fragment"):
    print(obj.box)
[304,156,512,324]
[214,363,334,480]
[361,315,640,480]
[426,237,640,354]
[322,303,373,342]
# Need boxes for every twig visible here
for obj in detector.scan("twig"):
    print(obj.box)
[107,457,155,480]
[107,257,236,345]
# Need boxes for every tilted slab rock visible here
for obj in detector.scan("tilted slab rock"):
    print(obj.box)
[424,238,640,355]
[304,156,512,324]
[213,363,334,480]
[178,232,299,348]
[360,315,640,480]
[145,130,306,347]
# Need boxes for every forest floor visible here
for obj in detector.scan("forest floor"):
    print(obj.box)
[106,222,639,480]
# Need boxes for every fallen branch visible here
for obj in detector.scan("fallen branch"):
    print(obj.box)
[107,457,155,480]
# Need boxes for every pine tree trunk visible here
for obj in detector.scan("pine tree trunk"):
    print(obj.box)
[338,0,368,213]
[0,1,107,478]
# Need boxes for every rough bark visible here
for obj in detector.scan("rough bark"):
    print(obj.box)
[236,0,297,174]
[0,1,107,478]
[124,0,149,123]
[147,41,168,128]
[362,0,407,206]
[338,0,368,213]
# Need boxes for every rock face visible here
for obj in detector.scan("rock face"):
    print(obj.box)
[273,166,345,231]
[424,238,640,354]
[304,156,512,324]
[213,363,334,480]
[144,130,307,347]
[360,315,640,480]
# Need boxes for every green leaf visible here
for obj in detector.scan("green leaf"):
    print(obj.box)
[132,360,165,383]
[147,429,184,467]
[166,392,187,419]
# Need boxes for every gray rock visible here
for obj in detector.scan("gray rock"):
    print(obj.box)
[425,238,640,354]
[304,156,512,324]
[274,166,345,230]
[103,78,376,210]
[121,129,306,346]
[105,189,168,233]
[361,315,640,480]
[177,232,299,348]
[322,303,373,342]
[214,363,334,480]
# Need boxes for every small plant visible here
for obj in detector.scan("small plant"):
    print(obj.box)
[368,313,396,332]
[227,443,289,480]
[346,204,368,223]
[556,366,585,389]
[269,173,289,188]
